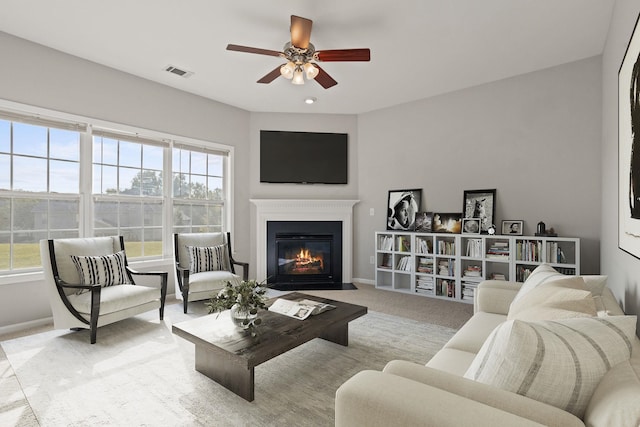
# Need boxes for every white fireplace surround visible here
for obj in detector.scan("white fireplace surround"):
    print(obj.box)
[251,199,359,283]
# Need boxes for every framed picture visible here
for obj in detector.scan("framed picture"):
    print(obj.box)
[432,212,462,234]
[501,220,523,235]
[619,12,640,258]
[387,189,422,231]
[463,189,496,234]
[462,218,481,235]
[414,211,433,232]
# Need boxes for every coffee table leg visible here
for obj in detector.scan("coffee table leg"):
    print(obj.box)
[194,344,255,401]
[320,322,349,346]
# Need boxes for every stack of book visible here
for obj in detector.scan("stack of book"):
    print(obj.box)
[463,265,482,278]
[490,272,506,280]
[438,259,454,276]
[486,241,509,258]
[461,283,476,301]
[416,277,434,294]
[417,257,434,274]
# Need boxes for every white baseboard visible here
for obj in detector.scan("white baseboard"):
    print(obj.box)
[0,317,53,337]
[353,277,374,286]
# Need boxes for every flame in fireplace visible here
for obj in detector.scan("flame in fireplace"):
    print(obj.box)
[295,248,324,271]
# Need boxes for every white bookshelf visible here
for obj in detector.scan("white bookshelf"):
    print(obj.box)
[375,231,580,304]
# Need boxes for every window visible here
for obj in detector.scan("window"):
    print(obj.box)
[93,132,166,258]
[0,105,232,275]
[172,145,226,234]
[0,116,82,271]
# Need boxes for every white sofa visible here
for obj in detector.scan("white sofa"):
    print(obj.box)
[336,270,640,427]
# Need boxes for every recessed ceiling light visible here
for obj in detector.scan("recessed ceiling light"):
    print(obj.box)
[304,97,317,105]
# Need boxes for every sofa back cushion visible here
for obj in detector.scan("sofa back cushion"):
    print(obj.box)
[463,315,637,419]
[507,277,597,321]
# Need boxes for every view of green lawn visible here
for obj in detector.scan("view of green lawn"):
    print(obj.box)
[1,241,163,270]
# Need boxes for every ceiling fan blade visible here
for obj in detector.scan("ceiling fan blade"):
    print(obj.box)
[226,44,282,57]
[314,65,338,89]
[316,48,371,62]
[290,15,312,49]
[257,66,283,84]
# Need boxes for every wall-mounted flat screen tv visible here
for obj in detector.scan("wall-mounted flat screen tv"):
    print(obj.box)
[260,130,348,184]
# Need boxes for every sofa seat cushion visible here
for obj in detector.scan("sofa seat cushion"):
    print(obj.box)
[187,270,239,294]
[464,315,637,418]
[443,311,506,353]
[68,284,159,315]
[425,348,477,376]
[507,277,597,321]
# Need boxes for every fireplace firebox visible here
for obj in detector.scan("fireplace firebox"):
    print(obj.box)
[267,221,342,288]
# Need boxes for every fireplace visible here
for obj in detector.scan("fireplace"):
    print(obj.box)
[267,221,342,288]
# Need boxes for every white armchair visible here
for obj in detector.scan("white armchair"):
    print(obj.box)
[40,236,168,344]
[173,232,249,313]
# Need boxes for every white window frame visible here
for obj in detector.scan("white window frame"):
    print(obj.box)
[0,99,234,283]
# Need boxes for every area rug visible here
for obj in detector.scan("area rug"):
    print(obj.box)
[2,304,456,426]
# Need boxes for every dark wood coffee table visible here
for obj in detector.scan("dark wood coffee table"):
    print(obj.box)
[172,292,367,401]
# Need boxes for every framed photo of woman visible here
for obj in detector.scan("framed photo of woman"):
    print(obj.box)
[387,189,422,231]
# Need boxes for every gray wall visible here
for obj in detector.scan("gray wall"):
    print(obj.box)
[601,0,640,329]
[0,32,251,328]
[354,57,603,281]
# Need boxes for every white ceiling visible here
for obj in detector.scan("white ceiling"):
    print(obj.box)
[0,0,614,115]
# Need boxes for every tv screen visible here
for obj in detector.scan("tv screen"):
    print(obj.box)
[260,130,348,184]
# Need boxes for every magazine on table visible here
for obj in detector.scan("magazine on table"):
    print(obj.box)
[268,298,336,320]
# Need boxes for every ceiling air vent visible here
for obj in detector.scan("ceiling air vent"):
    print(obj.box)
[164,65,194,78]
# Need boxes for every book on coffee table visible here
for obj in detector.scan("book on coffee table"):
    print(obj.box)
[269,298,336,320]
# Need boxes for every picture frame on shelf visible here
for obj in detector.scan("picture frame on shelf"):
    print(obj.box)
[462,218,481,235]
[501,220,524,235]
[387,189,421,231]
[618,12,640,259]
[433,212,462,234]
[414,211,433,232]
[463,189,496,234]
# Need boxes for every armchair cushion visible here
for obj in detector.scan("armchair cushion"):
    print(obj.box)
[188,270,238,293]
[463,315,637,418]
[186,244,229,273]
[70,250,131,293]
[67,284,160,315]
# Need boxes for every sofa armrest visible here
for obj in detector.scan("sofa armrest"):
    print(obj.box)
[382,361,584,427]
[474,280,522,315]
[336,370,550,427]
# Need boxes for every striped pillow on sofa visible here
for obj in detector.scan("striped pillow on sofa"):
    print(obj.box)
[70,250,131,290]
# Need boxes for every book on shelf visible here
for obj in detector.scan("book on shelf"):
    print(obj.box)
[268,298,336,320]
[490,272,506,280]
[486,240,509,258]
[396,255,412,271]
[416,238,433,254]
[417,257,434,273]
[465,239,482,257]
[380,253,393,269]
[438,240,455,255]
[397,236,411,252]
[379,235,394,251]
[516,240,542,262]
[438,259,454,276]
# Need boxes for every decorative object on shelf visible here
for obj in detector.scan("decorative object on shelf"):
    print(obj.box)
[535,221,558,237]
[619,11,640,259]
[463,189,496,234]
[432,212,462,233]
[487,224,496,235]
[386,189,421,231]
[414,211,433,232]
[501,220,524,235]
[205,280,268,334]
[462,218,481,235]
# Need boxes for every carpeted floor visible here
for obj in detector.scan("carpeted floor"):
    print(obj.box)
[0,283,471,426]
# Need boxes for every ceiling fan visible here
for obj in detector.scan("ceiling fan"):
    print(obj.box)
[226,15,371,89]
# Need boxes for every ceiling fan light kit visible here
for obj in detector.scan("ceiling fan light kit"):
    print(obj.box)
[226,15,370,89]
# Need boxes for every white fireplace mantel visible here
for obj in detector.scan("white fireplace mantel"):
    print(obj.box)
[250,199,359,283]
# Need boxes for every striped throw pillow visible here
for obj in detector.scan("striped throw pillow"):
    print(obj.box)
[187,244,228,274]
[463,315,636,418]
[71,250,131,290]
